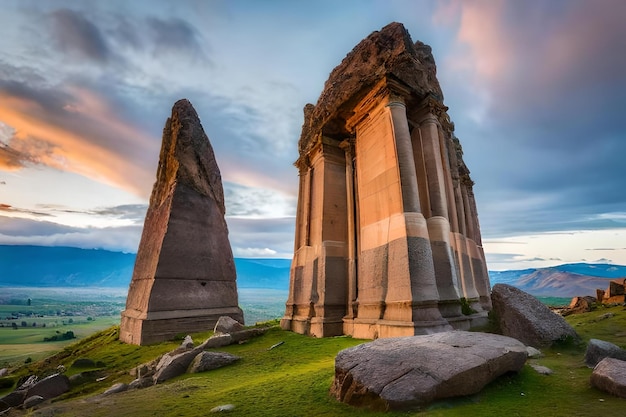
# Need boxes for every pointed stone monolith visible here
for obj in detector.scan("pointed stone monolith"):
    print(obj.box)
[120,99,243,345]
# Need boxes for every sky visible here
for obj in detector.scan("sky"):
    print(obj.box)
[0,0,625,271]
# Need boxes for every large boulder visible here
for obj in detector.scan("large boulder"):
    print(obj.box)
[590,357,626,398]
[26,373,70,400]
[585,339,626,368]
[331,331,527,410]
[491,284,580,347]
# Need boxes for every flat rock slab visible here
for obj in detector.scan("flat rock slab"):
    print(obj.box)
[491,284,580,348]
[591,357,626,398]
[331,331,527,410]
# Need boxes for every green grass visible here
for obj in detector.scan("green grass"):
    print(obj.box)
[4,305,626,416]
[0,316,120,366]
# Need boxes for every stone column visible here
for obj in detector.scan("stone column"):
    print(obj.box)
[340,139,358,327]
[415,107,463,322]
[382,100,449,336]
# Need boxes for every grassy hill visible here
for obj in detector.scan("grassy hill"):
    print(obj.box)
[1,306,626,416]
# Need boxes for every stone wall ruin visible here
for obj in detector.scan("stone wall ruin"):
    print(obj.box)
[281,22,491,339]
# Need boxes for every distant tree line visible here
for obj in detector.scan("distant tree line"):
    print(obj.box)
[43,330,76,342]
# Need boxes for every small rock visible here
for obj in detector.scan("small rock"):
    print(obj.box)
[526,346,543,358]
[230,328,268,343]
[23,395,45,408]
[153,348,202,384]
[17,375,38,391]
[188,352,240,373]
[0,390,27,407]
[0,369,8,378]
[210,404,235,412]
[214,316,244,335]
[200,334,233,349]
[530,364,553,375]
[180,335,194,349]
[128,377,154,390]
[103,382,128,396]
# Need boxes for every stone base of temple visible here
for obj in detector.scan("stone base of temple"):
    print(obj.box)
[467,311,490,329]
[279,316,344,338]
[345,318,454,339]
[120,306,244,345]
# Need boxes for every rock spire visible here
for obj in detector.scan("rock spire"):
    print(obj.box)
[120,99,243,345]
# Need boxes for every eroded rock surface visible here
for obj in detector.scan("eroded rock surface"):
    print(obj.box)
[331,331,526,410]
[188,352,240,373]
[491,284,580,348]
[590,357,626,398]
[585,338,626,368]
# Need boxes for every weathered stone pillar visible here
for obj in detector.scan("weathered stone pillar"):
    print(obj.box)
[281,138,348,337]
[381,99,449,336]
[340,139,358,327]
[415,102,463,323]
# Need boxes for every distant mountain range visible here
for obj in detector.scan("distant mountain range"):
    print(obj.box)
[0,245,290,289]
[489,263,626,297]
[1,245,625,297]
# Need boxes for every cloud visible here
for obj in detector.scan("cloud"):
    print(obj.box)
[146,17,208,60]
[227,217,294,258]
[0,214,140,252]
[0,75,157,196]
[435,0,626,239]
[0,204,52,217]
[48,9,112,63]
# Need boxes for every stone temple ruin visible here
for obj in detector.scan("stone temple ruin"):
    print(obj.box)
[120,99,243,345]
[281,23,491,339]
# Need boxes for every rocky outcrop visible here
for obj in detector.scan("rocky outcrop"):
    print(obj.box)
[590,357,626,398]
[562,296,597,316]
[331,331,526,410]
[120,99,243,345]
[491,284,581,348]
[585,339,626,368]
[0,373,69,411]
[121,321,267,392]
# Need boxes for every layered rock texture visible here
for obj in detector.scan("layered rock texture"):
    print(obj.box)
[331,331,527,410]
[120,99,243,345]
[491,284,580,348]
[281,22,491,339]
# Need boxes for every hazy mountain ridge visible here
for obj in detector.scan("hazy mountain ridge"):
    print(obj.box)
[0,245,290,289]
[2,245,625,297]
[489,264,626,297]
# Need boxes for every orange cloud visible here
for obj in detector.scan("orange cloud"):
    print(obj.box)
[0,85,157,198]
